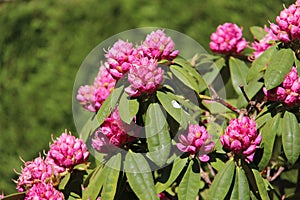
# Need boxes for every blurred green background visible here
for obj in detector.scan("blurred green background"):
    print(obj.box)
[0,0,294,194]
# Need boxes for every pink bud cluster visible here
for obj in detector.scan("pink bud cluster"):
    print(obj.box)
[220,116,261,162]
[77,66,116,112]
[47,131,89,169]
[125,57,163,97]
[270,1,300,43]
[210,22,248,55]
[264,67,300,106]
[77,30,179,112]
[25,182,64,200]
[138,29,179,60]
[251,26,277,59]
[105,39,136,79]
[16,131,89,199]
[92,108,135,152]
[176,124,215,162]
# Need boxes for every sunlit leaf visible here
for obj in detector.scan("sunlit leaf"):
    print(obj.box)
[282,111,300,165]
[230,167,250,200]
[170,64,200,93]
[178,159,201,200]
[145,103,171,166]
[97,85,124,125]
[208,159,235,200]
[252,169,270,200]
[101,153,122,200]
[155,157,188,193]
[247,45,277,82]
[119,92,139,124]
[258,114,280,170]
[264,48,294,90]
[82,165,105,200]
[229,57,249,95]
[250,26,268,41]
[125,151,158,200]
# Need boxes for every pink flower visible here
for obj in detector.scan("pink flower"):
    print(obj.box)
[105,39,136,79]
[210,23,248,54]
[176,124,214,162]
[220,116,261,162]
[92,108,135,152]
[93,66,116,111]
[47,131,89,169]
[0,192,3,199]
[25,182,64,200]
[125,57,163,97]
[16,156,55,192]
[270,2,300,43]
[251,26,277,58]
[264,67,300,106]
[77,85,96,112]
[139,29,179,60]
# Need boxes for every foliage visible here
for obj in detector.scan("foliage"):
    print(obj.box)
[0,0,297,197]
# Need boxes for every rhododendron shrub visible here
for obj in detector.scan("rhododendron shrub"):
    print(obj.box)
[3,2,300,199]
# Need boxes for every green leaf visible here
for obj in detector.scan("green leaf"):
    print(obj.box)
[264,48,294,90]
[119,92,139,124]
[250,26,268,40]
[172,57,207,92]
[82,165,105,200]
[282,111,300,165]
[58,172,71,190]
[156,91,189,128]
[80,114,100,143]
[101,153,122,200]
[145,103,171,166]
[200,57,225,85]
[155,157,188,193]
[258,114,280,170]
[208,159,235,200]
[97,85,124,125]
[125,151,158,200]
[247,45,277,82]
[1,192,26,200]
[229,57,249,95]
[252,169,270,200]
[178,159,201,200]
[170,64,200,93]
[230,167,250,200]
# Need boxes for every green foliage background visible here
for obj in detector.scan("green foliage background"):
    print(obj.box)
[0,0,294,194]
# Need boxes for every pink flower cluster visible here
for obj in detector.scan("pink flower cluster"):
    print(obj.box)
[125,57,163,97]
[270,1,300,43]
[77,66,116,112]
[16,131,89,199]
[220,116,261,162]
[264,67,300,106]
[105,39,136,79]
[77,29,179,112]
[251,26,277,58]
[92,108,135,152]
[210,22,248,54]
[138,29,179,60]
[25,182,64,200]
[176,124,214,162]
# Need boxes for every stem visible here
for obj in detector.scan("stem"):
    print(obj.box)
[207,85,241,114]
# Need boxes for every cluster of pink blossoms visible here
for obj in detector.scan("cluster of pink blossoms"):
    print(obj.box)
[77,66,116,112]
[251,26,277,59]
[176,124,215,162]
[270,1,300,43]
[92,108,135,152]
[220,116,261,162]
[264,67,300,106]
[77,29,179,113]
[15,131,89,199]
[209,22,248,55]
